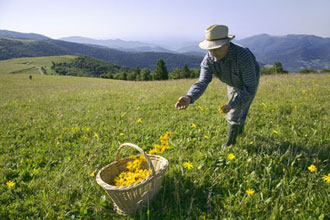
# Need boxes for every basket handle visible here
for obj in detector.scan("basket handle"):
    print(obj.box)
[116,143,156,177]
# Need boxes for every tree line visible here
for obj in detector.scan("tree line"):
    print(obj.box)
[261,61,329,74]
[51,55,200,81]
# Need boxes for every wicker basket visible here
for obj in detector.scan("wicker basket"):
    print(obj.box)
[96,143,169,215]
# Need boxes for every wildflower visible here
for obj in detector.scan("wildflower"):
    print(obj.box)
[137,118,142,123]
[90,171,95,177]
[198,106,203,111]
[227,153,235,161]
[261,102,267,108]
[308,164,317,172]
[183,162,193,170]
[273,130,278,134]
[204,135,209,139]
[248,141,254,145]
[94,133,99,138]
[246,188,255,195]
[283,168,286,172]
[322,174,330,184]
[6,181,15,187]
[121,112,127,117]
[120,133,124,136]
[136,106,140,110]
[218,105,225,114]
[191,123,196,128]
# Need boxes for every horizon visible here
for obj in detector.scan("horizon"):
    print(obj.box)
[1,0,330,44]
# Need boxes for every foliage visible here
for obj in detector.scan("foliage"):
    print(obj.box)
[154,59,168,80]
[298,68,318,74]
[51,55,132,77]
[320,68,330,73]
[0,67,329,219]
[261,61,288,75]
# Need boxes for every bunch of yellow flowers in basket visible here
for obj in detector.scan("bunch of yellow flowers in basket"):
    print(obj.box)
[114,131,171,186]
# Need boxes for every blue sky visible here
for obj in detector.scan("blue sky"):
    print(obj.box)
[0,0,329,43]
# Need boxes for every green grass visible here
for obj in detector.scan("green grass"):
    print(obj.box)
[0,58,329,219]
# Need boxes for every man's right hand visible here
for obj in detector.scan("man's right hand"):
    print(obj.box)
[175,96,191,110]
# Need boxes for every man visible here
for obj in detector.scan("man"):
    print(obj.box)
[175,24,260,147]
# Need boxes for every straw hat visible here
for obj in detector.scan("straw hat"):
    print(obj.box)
[199,25,235,50]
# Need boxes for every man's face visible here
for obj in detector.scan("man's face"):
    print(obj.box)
[209,42,230,60]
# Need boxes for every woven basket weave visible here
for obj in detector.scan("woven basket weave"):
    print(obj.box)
[96,143,169,215]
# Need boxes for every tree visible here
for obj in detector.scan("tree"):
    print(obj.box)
[155,59,168,80]
[182,64,191,78]
[320,68,330,73]
[134,66,141,81]
[141,68,151,81]
[127,72,136,81]
[171,67,182,79]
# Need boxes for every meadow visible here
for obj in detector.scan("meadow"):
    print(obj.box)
[0,57,329,219]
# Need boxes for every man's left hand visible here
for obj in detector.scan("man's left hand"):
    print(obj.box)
[220,104,232,113]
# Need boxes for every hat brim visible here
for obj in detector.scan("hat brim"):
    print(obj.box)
[199,35,235,50]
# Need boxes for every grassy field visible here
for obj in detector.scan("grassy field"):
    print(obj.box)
[0,57,329,219]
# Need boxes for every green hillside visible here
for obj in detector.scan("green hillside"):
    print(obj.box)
[0,38,202,71]
[0,56,76,75]
[0,71,329,219]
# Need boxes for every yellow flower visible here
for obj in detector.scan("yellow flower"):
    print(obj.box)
[191,123,196,128]
[90,171,95,177]
[227,153,235,161]
[148,149,158,155]
[136,106,140,110]
[248,141,254,145]
[283,168,286,172]
[246,188,255,195]
[261,102,267,108]
[183,162,193,170]
[94,133,99,138]
[322,174,330,184]
[308,164,317,172]
[120,133,124,136]
[204,135,209,139]
[218,105,225,114]
[121,112,127,117]
[137,118,142,123]
[198,106,203,111]
[273,130,278,134]
[6,181,15,187]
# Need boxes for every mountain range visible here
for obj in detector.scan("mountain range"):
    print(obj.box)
[1,29,330,72]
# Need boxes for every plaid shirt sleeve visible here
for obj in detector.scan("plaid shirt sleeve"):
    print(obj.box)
[186,54,213,103]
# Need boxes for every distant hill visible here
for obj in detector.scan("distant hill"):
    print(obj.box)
[2,29,330,72]
[236,34,330,72]
[60,36,174,53]
[0,38,202,71]
[0,30,50,40]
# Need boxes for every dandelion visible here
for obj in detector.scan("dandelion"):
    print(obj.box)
[248,141,254,145]
[94,133,99,138]
[6,181,15,187]
[204,135,209,139]
[246,188,255,195]
[322,174,330,184]
[121,112,127,117]
[273,130,278,134]
[137,118,142,123]
[120,133,124,136]
[308,164,317,172]
[218,105,225,114]
[191,123,196,128]
[227,153,235,161]
[183,162,193,170]
[90,171,95,177]
[136,106,140,110]
[198,106,203,111]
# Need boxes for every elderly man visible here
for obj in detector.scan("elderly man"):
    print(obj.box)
[175,24,260,147]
